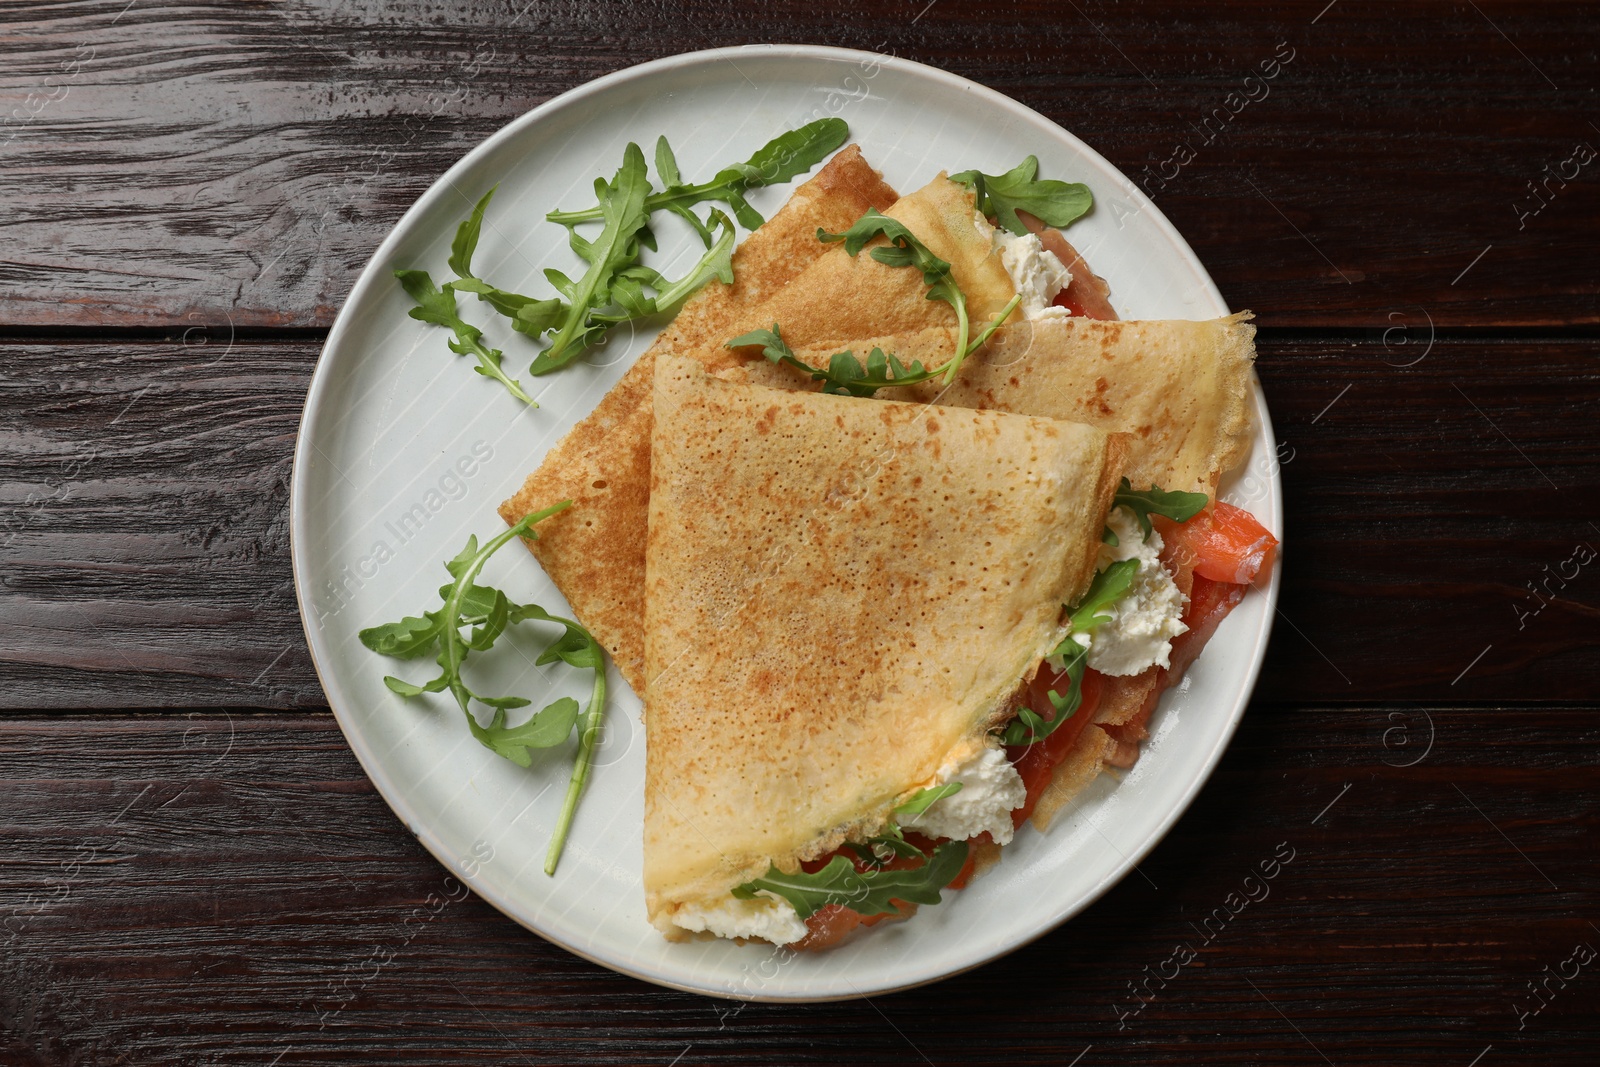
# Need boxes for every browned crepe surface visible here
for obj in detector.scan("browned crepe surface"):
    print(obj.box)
[505,158,1255,699]
[715,172,1019,353]
[498,146,900,693]
[746,313,1257,496]
[642,355,1126,927]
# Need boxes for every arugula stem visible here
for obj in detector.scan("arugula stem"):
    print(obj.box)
[461,328,538,406]
[937,292,1021,386]
[964,294,1022,357]
[650,214,736,312]
[547,182,721,226]
[544,654,606,875]
[944,296,971,386]
[440,501,572,712]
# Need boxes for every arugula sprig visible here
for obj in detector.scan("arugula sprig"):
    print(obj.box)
[818,210,980,384]
[444,187,567,340]
[999,560,1141,748]
[357,501,607,874]
[895,783,963,817]
[730,779,973,915]
[732,839,969,921]
[726,325,919,398]
[845,784,968,866]
[547,119,849,230]
[1112,479,1209,542]
[394,269,537,406]
[532,142,653,375]
[593,208,738,324]
[950,155,1093,236]
[403,122,842,399]
[726,292,1021,400]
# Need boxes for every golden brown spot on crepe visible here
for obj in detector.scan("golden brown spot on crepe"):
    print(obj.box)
[924,417,940,433]
[755,404,779,435]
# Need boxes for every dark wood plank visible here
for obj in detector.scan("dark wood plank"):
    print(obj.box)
[0,337,321,709]
[3,334,1597,708]
[1258,330,1600,701]
[1,708,1594,1065]
[1,1,1596,329]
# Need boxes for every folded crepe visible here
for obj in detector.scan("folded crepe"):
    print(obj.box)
[712,170,1022,354]
[745,313,1257,496]
[502,157,1257,700]
[499,145,901,693]
[643,355,1128,939]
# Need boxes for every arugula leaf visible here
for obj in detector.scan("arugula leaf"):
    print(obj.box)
[359,612,443,659]
[547,118,849,229]
[818,210,970,377]
[531,142,652,376]
[726,292,1021,400]
[950,155,1093,236]
[1113,479,1209,540]
[442,187,571,343]
[894,783,963,817]
[1001,560,1143,747]
[1000,640,1088,749]
[621,209,737,317]
[1068,559,1140,634]
[818,210,1022,385]
[471,696,578,762]
[448,187,493,279]
[394,269,537,406]
[653,135,682,189]
[728,325,925,398]
[357,499,608,874]
[738,118,851,188]
[731,840,969,920]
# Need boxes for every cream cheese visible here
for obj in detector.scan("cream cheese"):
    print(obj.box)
[672,894,808,946]
[1078,506,1188,676]
[900,745,1028,845]
[974,210,1073,320]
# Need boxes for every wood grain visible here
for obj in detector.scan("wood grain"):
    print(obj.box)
[3,334,1595,709]
[1,2,1596,329]
[0,337,319,709]
[1,709,1594,1065]
[3,3,1596,1059]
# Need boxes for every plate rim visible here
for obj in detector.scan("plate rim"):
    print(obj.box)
[290,42,1282,1003]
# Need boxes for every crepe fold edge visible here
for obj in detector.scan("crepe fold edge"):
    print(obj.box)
[641,354,1129,931]
[496,145,902,695]
[736,312,1258,498]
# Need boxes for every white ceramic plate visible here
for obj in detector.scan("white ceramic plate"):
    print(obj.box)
[291,45,1281,1002]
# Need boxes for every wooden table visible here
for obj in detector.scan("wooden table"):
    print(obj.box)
[4,2,1597,1063]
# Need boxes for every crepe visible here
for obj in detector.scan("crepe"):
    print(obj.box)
[714,171,1021,352]
[747,312,1257,495]
[501,166,1034,696]
[643,355,1128,933]
[498,146,901,693]
[503,148,1258,713]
